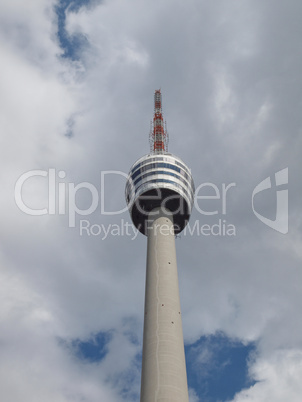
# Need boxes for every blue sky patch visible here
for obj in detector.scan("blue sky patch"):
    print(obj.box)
[71,331,112,362]
[185,333,257,401]
[55,0,92,59]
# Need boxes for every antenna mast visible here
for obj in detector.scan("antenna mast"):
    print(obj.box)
[149,89,168,153]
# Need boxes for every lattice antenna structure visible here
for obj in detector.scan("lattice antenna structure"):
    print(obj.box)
[149,89,169,154]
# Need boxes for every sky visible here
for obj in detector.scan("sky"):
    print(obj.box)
[1,0,302,401]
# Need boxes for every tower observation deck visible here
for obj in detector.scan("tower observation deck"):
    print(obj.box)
[125,90,195,402]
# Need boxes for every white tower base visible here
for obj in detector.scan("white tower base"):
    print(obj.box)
[140,208,189,402]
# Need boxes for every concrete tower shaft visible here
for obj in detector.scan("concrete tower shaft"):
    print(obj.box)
[141,208,189,402]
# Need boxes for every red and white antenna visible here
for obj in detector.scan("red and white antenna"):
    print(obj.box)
[149,89,169,154]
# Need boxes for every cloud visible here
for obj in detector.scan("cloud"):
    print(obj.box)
[0,0,302,400]
[232,349,302,402]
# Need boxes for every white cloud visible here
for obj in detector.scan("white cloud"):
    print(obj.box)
[0,0,302,400]
[189,387,200,402]
[232,350,302,402]
[0,255,120,402]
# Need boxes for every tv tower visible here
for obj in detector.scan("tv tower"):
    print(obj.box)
[125,90,195,402]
